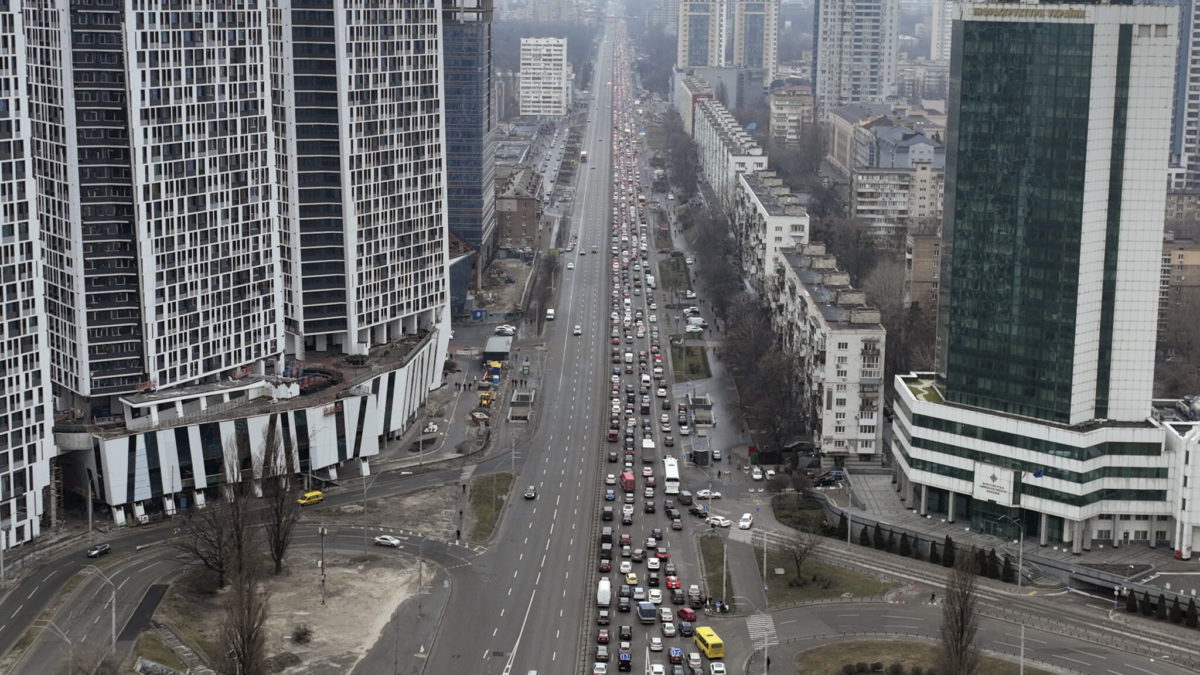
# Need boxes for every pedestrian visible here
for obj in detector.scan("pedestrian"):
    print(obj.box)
[767,657,771,669]
[930,592,936,603]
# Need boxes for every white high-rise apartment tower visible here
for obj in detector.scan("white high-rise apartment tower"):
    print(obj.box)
[730,0,780,83]
[0,1,53,549]
[26,0,283,410]
[930,0,953,61]
[520,37,572,117]
[815,0,899,119]
[270,0,450,357]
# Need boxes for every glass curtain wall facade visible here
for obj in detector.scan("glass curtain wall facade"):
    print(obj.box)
[940,20,1097,424]
[443,0,497,262]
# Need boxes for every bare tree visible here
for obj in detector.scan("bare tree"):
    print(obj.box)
[721,294,774,375]
[785,526,823,580]
[174,438,259,587]
[1156,289,1200,396]
[260,423,300,575]
[222,551,270,675]
[937,552,982,675]
[744,348,802,453]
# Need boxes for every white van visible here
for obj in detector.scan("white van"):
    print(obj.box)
[624,352,634,364]
[640,374,652,387]
[545,308,556,321]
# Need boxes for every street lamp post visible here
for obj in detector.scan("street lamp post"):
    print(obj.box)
[998,514,1025,590]
[84,565,117,649]
[318,525,328,605]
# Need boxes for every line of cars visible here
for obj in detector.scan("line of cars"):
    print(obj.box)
[591,26,725,675]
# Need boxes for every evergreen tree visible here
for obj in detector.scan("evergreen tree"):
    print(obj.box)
[1140,591,1153,617]
[986,548,1000,579]
[973,548,987,576]
[1157,594,1168,621]
[912,537,924,561]
[1126,591,1138,613]
[899,532,912,557]
[929,541,941,565]
[873,523,886,550]
[942,535,956,568]
[836,512,848,538]
[1187,598,1198,627]
[886,530,896,553]
[1171,597,1183,624]
[1001,555,1014,584]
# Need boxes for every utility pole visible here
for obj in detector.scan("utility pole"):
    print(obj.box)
[319,525,328,605]
[721,533,727,605]
[1019,623,1025,675]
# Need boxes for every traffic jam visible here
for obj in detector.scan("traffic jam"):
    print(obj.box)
[590,23,727,675]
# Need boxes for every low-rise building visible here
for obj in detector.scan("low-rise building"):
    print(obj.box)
[674,74,715,137]
[768,245,886,467]
[495,166,545,248]
[734,170,810,293]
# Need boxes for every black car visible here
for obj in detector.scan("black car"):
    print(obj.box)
[622,514,633,525]
[617,597,631,613]
[663,562,677,576]
[661,399,671,410]
[647,572,660,587]
[677,620,694,636]
[643,501,656,514]
[651,528,664,540]
[598,609,610,625]
[603,506,614,521]
[86,543,111,558]
[619,625,633,640]
[608,451,619,463]
[670,588,685,604]
[523,486,537,500]
[666,508,681,521]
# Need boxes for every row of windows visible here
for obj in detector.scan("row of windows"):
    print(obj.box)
[910,411,1162,460]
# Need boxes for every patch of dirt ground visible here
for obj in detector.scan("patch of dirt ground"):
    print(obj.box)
[315,483,462,543]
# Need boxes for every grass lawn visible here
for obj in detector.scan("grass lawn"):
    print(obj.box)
[671,343,711,382]
[755,546,894,604]
[655,226,673,250]
[698,534,735,612]
[132,633,188,672]
[793,640,1057,675]
[771,493,826,531]
[657,257,690,294]
[469,472,514,541]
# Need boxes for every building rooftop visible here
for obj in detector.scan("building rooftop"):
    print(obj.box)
[741,171,809,217]
[874,125,942,149]
[831,103,893,126]
[781,247,883,330]
[61,331,437,438]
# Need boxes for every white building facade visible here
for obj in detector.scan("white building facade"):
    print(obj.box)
[734,170,810,294]
[519,37,572,117]
[0,4,53,548]
[850,162,944,244]
[768,88,815,147]
[815,0,899,119]
[692,98,769,212]
[677,0,725,68]
[768,246,886,466]
[730,0,780,82]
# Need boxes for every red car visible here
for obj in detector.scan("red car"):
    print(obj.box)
[599,559,612,572]
[655,549,670,560]
[597,628,610,644]
[677,607,697,622]
[665,576,680,589]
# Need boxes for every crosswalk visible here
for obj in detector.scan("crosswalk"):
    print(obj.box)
[746,613,778,647]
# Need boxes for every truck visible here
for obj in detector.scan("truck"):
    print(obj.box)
[597,578,612,607]
[641,437,656,463]
[636,601,657,624]
[620,471,636,492]
[580,150,588,163]
[645,274,656,290]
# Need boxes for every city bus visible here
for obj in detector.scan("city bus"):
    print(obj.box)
[663,457,680,495]
[693,626,724,659]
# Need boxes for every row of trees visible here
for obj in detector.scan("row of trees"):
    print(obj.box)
[174,427,302,675]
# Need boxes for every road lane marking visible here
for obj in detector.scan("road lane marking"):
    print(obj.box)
[1054,655,1092,666]
[11,604,22,619]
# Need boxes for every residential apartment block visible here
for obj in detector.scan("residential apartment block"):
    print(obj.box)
[767,245,886,466]
[768,86,815,147]
[0,5,52,547]
[519,37,572,117]
[734,171,810,294]
[893,1,1188,556]
[929,0,953,62]
[904,230,941,312]
[23,0,451,532]
[1160,232,1200,330]
[850,162,944,244]
[729,0,780,82]
[675,75,716,136]
[677,0,725,69]
[827,104,945,176]
[814,0,898,119]
[692,99,769,211]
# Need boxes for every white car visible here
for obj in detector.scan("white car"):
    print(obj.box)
[685,290,697,299]
[574,325,583,336]
[422,422,439,434]
[684,325,704,334]
[656,387,667,398]
[606,473,617,485]
[661,621,676,637]
[696,489,722,500]
[646,557,660,570]
[649,302,657,310]
[620,560,633,574]
[706,516,731,528]
[567,262,575,270]
[766,469,776,480]
[593,663,608,675]
[679,424,690,436]
[710,664,726,675]
[649,665,665,675]
[738,513,754,530]
[648,588,663,604]
[688,653,703,669]
[752,468,763,481]
[648,314,657,323]
[373,535,401,548]
[649,636,663,651]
